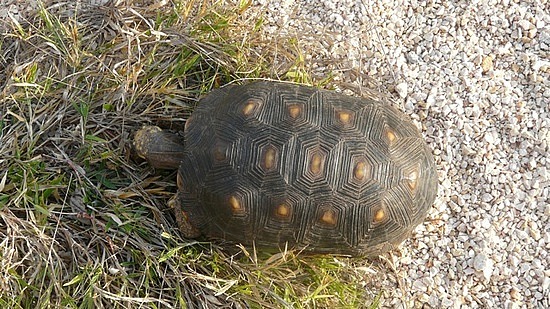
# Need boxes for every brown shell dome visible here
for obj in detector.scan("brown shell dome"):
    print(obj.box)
[135,81,438,256]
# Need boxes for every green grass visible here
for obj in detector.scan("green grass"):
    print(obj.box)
[0,1,385,308]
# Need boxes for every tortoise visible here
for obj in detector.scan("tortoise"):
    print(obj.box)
[134,81,438,256]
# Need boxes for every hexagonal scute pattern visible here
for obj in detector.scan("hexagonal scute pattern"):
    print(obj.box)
[176,81,438,256]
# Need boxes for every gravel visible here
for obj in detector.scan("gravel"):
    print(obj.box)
[2,0,548,308]
[255,0,549,308]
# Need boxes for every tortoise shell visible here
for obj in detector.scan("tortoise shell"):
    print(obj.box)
[135,81,438,256]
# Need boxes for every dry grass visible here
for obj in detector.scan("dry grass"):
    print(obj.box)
[1,1,388,308]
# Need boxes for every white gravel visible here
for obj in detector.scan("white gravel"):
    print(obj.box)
[255,0,549,308]
[2,0,548,308]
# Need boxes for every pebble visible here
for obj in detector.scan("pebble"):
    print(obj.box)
[518,19,533,31]
[473,253,494,281]
[395,82,408,98]
[481,193,493,202]
[481,55,494,73]
[510,286,522,300]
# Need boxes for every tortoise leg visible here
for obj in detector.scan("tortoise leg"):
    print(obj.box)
[133,126,185,170]
[169,197,201,238]
[169,173,201,238]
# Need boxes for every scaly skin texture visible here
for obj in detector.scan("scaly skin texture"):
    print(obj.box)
[134,126,185,170]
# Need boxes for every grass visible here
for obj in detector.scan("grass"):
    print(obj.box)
[0,1,390,308]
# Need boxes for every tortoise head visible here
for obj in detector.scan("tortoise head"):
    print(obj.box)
[133,126,185,170]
